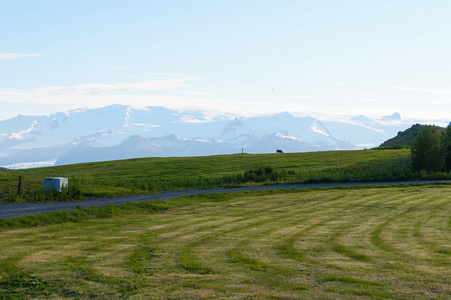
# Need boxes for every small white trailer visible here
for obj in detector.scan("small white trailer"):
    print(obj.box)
[43,177,68,192]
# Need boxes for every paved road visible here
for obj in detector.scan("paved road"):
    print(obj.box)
[1,180,450,219]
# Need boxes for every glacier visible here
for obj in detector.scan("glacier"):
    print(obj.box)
[0,104,432,169]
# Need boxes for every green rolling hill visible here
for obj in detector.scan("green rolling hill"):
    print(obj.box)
[380,124,446,148]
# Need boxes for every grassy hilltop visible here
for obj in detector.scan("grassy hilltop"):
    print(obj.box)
[380,124,446,148]
[0,149,418,202]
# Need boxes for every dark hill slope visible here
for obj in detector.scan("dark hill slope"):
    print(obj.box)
[380,124,446,147]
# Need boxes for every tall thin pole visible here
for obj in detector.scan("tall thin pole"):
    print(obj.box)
[17,176,22,195]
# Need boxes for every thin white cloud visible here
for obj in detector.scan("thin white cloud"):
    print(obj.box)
[36,78,195,95]
[395,86,451,95]
[326,82,352,87]
[179,91,216,96]
[0,53,43,60]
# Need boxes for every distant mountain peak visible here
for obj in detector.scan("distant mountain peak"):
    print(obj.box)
[222,117,245,135]
[381,112,401,121]
[350,115,376,122]
[271,112,296,119]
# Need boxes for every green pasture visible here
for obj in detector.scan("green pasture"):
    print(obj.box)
[0,185,450,299]
[0,149,425,202]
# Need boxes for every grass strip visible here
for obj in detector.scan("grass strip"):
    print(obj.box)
[332,243,372,262]
[126,245,156,274]
[2,183,450,232]
[324,274,386,286]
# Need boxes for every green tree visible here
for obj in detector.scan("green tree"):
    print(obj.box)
[411,125,443,172]
[442,125,451,172]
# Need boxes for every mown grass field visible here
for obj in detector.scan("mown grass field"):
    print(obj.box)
[1,185,449,299]
[0,149,421,202]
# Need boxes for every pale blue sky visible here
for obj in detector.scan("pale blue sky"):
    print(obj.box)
[1,0,450,121]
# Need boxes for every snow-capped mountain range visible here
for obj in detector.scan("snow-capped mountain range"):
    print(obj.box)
[0,104,437,169]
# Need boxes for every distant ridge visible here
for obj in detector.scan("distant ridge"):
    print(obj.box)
[0,167,10,172]
[0,104,427,168]
[380,124,446,147]
[380,112,402,121]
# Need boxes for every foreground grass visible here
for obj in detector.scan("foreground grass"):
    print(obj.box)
[1,149,423,202]
[0,185,450,299]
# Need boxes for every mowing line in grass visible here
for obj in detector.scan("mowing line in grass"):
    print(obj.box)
[0,186,449,299]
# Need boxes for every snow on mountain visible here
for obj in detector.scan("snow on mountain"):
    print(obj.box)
[0,105,420,168]
[1,160,57,170]
[322,113,409,148]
